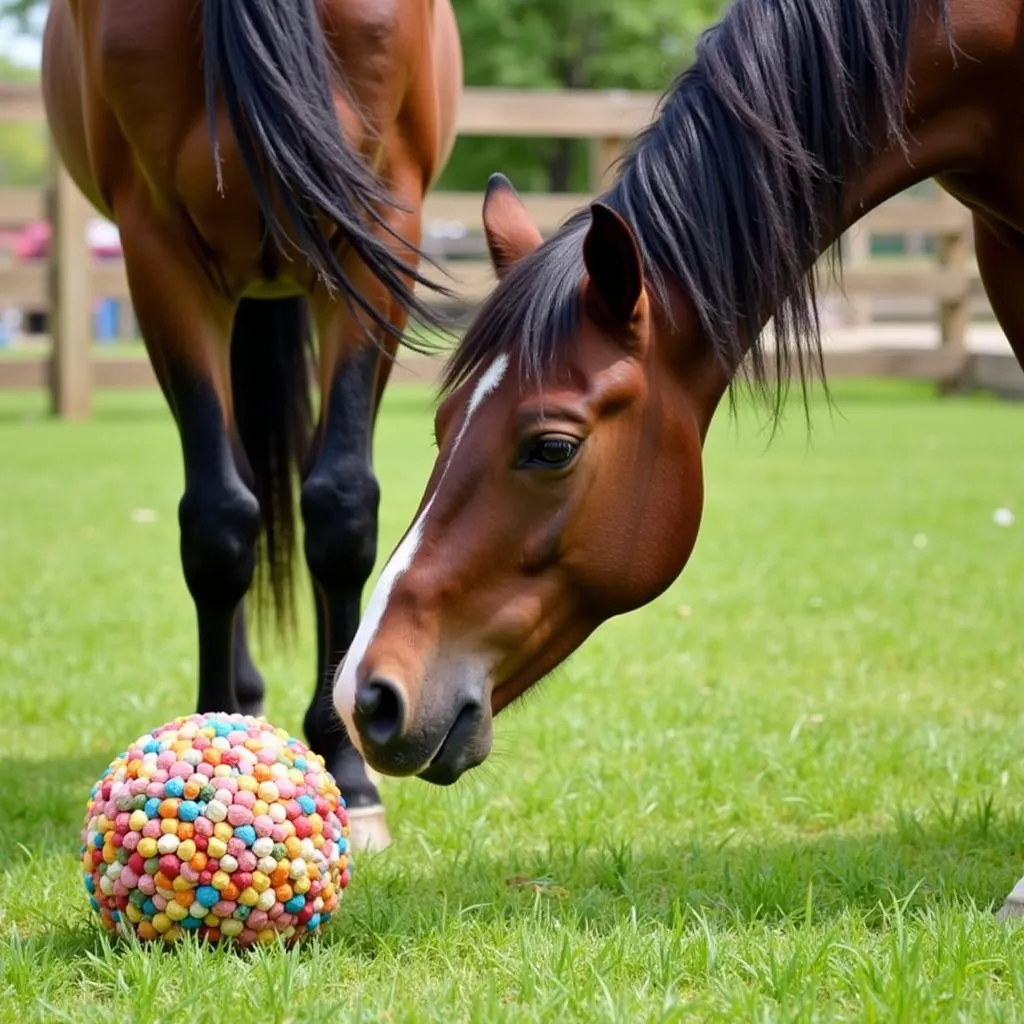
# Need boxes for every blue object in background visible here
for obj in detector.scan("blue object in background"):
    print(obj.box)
[94,297,119,344]
[0,307,20,350]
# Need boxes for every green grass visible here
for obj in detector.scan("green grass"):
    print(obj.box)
[3,378,1024,1021]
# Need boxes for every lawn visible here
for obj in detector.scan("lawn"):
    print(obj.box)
[3,377,1024,1022]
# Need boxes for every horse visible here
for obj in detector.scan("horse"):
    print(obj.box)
[42,0,462,852]
[330,0,1024,912]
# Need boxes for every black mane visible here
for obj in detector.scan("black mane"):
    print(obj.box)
[443,0,948,410]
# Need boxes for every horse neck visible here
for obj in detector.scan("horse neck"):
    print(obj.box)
[663,9,984,438]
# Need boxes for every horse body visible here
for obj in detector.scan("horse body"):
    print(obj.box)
[331,0,1024,908]
[45,0,458,295]
[43,0,462,851]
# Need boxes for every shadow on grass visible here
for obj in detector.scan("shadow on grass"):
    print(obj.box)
[324,803,1024,960]
[0,754,113,860]
[6,749,1024,962]
[6,814,1023,973]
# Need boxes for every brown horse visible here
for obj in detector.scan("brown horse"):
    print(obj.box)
[42,0,462,851]
[332,0,1024,911]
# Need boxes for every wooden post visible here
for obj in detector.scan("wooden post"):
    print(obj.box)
[842,225,872,327]
[935,195,971,394]
[48,150,92,419]
[937,229,969,351]
[590,136,626,193]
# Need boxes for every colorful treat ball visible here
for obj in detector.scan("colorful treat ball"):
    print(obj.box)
[81,713,351,946]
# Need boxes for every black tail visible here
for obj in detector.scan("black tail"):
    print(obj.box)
[202,0,450,348]
[231,297,312,636]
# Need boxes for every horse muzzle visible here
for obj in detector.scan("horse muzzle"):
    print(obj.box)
[349,672,493,784]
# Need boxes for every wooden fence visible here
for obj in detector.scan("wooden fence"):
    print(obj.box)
[0,82,1004,418]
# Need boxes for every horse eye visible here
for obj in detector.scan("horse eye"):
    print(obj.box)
[521,435,581,469]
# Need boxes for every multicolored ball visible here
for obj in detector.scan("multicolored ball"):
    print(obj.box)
[80,713,351,946]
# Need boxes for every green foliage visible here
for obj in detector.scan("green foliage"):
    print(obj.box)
[0,0,37,24]
[0,119,46,185]
[0,53,44,187]
[436,0,732,193]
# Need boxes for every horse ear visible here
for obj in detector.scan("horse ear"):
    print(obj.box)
[582,202,644,326]
[482,173,543,278]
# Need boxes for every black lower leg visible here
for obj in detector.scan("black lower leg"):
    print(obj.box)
[173,366,261,716]
[301,345,383,810]
[233,602,266,716]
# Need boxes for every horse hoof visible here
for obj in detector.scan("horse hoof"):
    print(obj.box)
[996,898,1024,922]
[996,876,1024,922]
[346,804,391,853]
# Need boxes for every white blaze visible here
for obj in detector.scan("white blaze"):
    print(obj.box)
[333,354,510,733]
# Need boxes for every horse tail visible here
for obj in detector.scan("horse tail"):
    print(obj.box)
[230,297,313,637]
[201,0,449,346]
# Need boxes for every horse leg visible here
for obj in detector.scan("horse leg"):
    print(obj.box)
[302,340,393,852]
[233,600,266,716]
[967,212,1024,919]
[173,366,258,717]
[299,154,429,851]
[118,205,255,717]
[172,364,258,717]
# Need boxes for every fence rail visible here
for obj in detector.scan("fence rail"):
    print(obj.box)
[0,82,1004,416]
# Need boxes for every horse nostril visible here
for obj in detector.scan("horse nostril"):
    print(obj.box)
[353,677,406,749]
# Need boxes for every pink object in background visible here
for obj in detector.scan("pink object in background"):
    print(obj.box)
[12,218,123,261]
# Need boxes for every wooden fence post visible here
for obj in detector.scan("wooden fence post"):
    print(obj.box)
[842,226,872,327]
[48,149,91,420]
[937,228,970,351]
[590,136,626,193]
[935,194,971,394]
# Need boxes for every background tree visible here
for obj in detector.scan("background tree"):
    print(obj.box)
[0,0,35,29]
[437,0,728,192]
